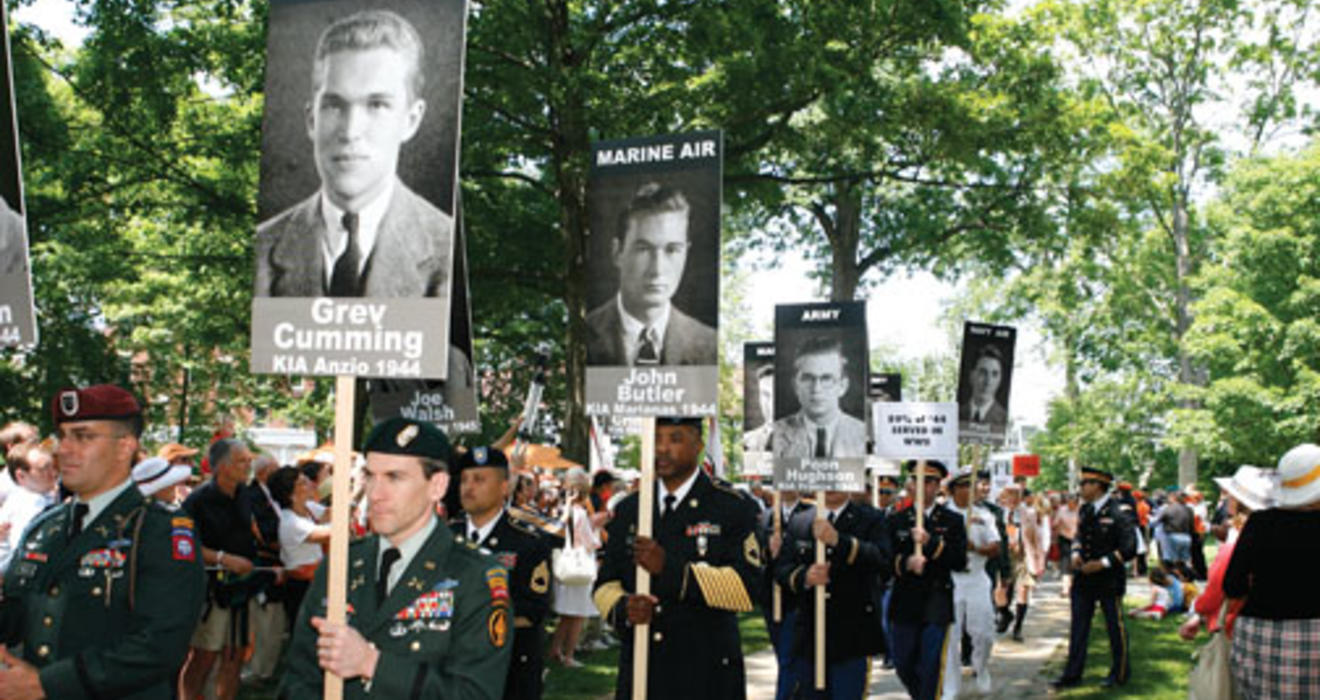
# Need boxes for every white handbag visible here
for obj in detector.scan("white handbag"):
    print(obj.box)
[552,505,597,586]
[1188,602,1236,700]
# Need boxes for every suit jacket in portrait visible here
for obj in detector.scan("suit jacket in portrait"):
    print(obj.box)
[771,411,868,459]
[0,196,26,275]
[958,400,1007,426]
[584,300,716,366]
[253,178,453,298]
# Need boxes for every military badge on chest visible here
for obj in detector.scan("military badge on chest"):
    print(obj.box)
[686,522,721,557]
[390,581,457,637]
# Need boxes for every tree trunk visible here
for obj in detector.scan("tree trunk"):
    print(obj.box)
[1172,190,1199,487]
[828,185,863,302]
[1064,333,1080,492]
[546,0,591,464]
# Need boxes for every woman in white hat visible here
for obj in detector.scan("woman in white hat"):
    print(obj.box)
[1223,444,1320,698]
[1177,464,1273,643]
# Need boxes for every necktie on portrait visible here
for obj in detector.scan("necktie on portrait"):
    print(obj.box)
[377,547,401,605]
[637,327,659,365]
[815,427,827,458]
[330,211,361,296]
[69,502,89,538]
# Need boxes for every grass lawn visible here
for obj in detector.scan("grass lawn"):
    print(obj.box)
[543,612,771,700]
[1042,595,1199,699]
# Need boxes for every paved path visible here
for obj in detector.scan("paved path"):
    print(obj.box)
[745,574,1150,699]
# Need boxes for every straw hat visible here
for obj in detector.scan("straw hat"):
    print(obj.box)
[1212,465,1274,513]
[1275,443,1320,508]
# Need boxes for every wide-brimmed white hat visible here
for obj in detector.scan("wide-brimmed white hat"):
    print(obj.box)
[133,456,191,498]
[1276,443,1320,508]
[1212,465,1275,512]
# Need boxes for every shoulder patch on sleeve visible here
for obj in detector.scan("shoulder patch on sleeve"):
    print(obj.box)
[485,567,510,606]
[530,559,550,595]
[744,532,762,567]
[172,532,196,561]
[488,606,508,648]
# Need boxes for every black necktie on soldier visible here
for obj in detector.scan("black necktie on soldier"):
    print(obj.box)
[377,547,401,605]
[330,211,361,296]
[69,502,89,538]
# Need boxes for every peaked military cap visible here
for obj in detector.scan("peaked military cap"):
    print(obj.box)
[1080,466,1115,485]
[456,445,510,472]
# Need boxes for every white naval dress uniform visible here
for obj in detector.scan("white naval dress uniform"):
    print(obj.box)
[943,502,1001,697]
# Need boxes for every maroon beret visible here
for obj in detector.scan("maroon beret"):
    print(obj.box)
[52,385,142,424]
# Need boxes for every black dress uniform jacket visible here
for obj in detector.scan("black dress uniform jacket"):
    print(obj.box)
[451,512,552,700]
[888,503,968,626]
[1071,497,1137,595]
[777,502,891,663]
[594,471,762,700]
[281,521,513,699]
[0,486,206,699]
[757,499,813,612]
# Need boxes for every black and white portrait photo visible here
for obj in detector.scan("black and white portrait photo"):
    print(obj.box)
[773,302,869,461]
[742,342,775,453]
[0,1,37,348]
[583,131,721,417]
[585,132,720,368]
[253,0,465,299]
[957,321,1017,445]
[249,0,468,379]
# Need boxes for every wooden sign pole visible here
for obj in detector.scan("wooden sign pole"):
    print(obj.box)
[324,376,355,700]
[814,488,826,690]
[872,470,880,508]
[772,490,782,623]
[916,460,926,540]
[632,418,656,700]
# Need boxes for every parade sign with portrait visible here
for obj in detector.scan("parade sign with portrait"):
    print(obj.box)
[584,131,722,417]
[742,341,775,477]
[771,301,869,493]
[250,0,468,378]
[956,321,1017,445]
[0,3,37,348]
[367,202,479,434]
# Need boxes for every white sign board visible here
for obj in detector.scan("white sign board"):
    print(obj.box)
[871,401,959,465]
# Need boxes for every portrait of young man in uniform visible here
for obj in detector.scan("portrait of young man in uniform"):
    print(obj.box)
[585,182,717,366]
[254,9,453,298]
[772,336,868,460]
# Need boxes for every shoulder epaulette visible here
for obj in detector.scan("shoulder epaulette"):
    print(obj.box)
[27,502,67,530]
[506,517,538,536]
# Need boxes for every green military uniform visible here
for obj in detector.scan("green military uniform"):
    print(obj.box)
[0,485,206,699]
[280,417,512,699]
[281,523,514,699]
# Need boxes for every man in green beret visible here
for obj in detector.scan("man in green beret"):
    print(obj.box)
[0,385,206,699]
[281,417,512,699]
